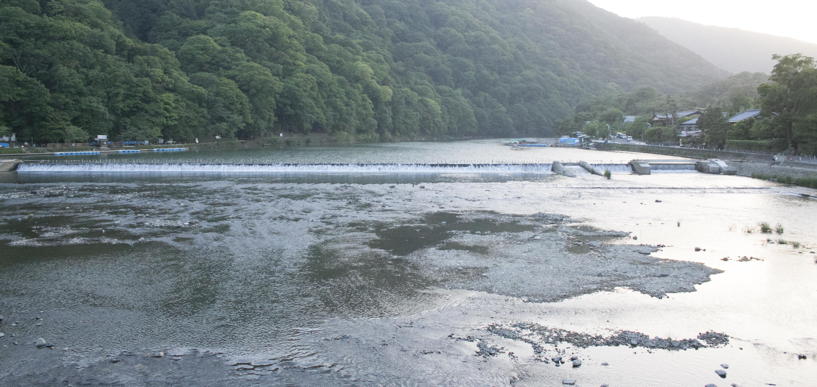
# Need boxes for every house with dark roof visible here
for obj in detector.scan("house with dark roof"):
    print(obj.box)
[677,110,702,119]
[679,117,699,131]
[651,110,702,127]
[728,109,762,124]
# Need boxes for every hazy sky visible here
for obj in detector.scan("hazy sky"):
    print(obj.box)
[588,0,817,44]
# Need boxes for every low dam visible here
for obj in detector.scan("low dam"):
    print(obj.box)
[11,159,720,176]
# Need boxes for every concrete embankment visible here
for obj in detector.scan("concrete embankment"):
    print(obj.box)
[729,161,817,180]
[579,161,604,176]
[0,159,21,172]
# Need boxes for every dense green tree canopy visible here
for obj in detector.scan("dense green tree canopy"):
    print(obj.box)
[759,54,817,154]
[1,0,726,143]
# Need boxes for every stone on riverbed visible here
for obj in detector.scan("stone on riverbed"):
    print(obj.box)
[488,323,730,351]
[716,369,727,378]
[34,338,51,348]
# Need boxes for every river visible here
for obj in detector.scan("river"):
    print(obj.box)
[1,140,815,386]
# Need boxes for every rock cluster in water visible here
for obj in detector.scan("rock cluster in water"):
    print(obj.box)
[487,323,730,351]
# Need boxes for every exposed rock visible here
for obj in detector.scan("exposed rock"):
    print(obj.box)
[698,332,730,347]
[572,359,582,368]
[476,341,502,358]
[488,324,730,351]
[562,379,576,386]
[798,354,807,360]
[34,338,51,348]
[721,363,729,369]
[716,369,727,378]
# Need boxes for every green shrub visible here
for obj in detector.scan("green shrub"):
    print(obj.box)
[760,222,772,234]
[604,170,611,180]
[726,139,787,153]
[775,224,785,235]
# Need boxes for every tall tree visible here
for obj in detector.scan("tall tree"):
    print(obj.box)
[699,106,728,149]
[759,54,817,153]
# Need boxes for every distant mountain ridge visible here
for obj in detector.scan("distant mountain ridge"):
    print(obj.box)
[640,17,817,74]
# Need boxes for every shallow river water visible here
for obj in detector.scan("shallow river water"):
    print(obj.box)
[1,140,815,386]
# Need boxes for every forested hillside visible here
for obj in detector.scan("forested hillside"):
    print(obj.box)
[1,0,726,143]
[641,17,817,74]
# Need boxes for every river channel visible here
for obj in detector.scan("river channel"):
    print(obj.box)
[1,140,815,386]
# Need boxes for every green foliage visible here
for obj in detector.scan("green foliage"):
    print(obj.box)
[775,224,785,235]
[725,139,787,153]
[1,0,726,143]
[645,127,677,144]
[759,222,772,234]
[692,72,768,112]
[583,120,609,139]
[603,170,611,180]
[698,107,729,149]
[759,54,817,154]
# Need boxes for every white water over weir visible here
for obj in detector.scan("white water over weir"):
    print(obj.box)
[16,161,702,175]
[17,162,568,175]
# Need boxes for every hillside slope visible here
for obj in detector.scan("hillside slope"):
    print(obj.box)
[641,16,817,74]
[1,0,725,143]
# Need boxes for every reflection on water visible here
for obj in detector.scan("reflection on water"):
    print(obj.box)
[1,140,816,385]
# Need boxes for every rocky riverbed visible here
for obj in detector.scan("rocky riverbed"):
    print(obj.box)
[2,142,816,385]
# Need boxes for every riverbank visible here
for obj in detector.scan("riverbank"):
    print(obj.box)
[0,132,505,158]
[598,142,817,188]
